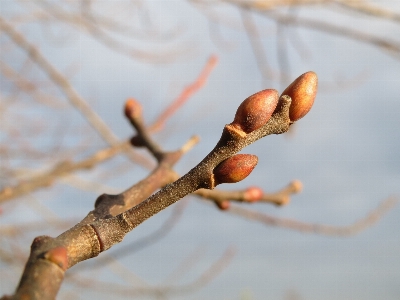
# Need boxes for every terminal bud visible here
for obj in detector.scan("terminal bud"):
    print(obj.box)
[124,98,142,119]
[282,71,318,121]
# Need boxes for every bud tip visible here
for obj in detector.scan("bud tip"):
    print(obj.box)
[124,98,142,119]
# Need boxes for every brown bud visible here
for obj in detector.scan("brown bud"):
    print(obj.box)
[282,71,318,121]
[213,154,258,185]
[44,246,68,271]
[215,200,231,210]
[124,98,142,119]
[231,89,279,133]
[244,186,263,202]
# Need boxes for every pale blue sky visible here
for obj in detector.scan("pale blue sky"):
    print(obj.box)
[1,1,400,299]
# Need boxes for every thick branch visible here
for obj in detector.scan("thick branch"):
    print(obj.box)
[9,75,307,298]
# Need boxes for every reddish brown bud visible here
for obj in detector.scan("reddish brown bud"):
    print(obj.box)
[282,71,318,121]
[231,89,279,133]
[215,200,231,210]
[244,186,263,202]
[213,154,258,185]
[124,98,142,119]
[44,247,68,271]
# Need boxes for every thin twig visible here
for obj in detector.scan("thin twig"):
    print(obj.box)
[195,180,302,209]
[241,9,275,80]
[0,141,131,204]
[335,1,400,23]
[149,55,218,132]
[269,12,400,57]
[0,17,121,146]
[67,247,236,298]
[227,197,398,236]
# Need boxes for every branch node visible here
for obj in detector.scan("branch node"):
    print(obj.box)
[94,193,124,208]
[81,224,101,257]
[224,124,247,139]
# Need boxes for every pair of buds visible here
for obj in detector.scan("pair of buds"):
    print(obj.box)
[213,71,318,185]
[231,70,318,133]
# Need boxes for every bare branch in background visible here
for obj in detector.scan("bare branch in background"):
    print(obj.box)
[0,141,130,204]
[227,197,398,236]
[150,55,219,132]
[242,3,400,59]
[241,9,275,80]
[0,17,120,146]
[67,247,235,298]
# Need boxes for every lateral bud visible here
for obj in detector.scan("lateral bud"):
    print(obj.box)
[213,154,258,185]
[215,200,231,210]
[44,246,68,271]
[244,186,263,202]
[230,89,279,134]
[281,71,318,122]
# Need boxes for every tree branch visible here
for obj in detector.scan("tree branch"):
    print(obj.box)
[227,197,398,236]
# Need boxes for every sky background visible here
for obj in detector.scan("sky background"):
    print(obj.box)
[1,1,400,299]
